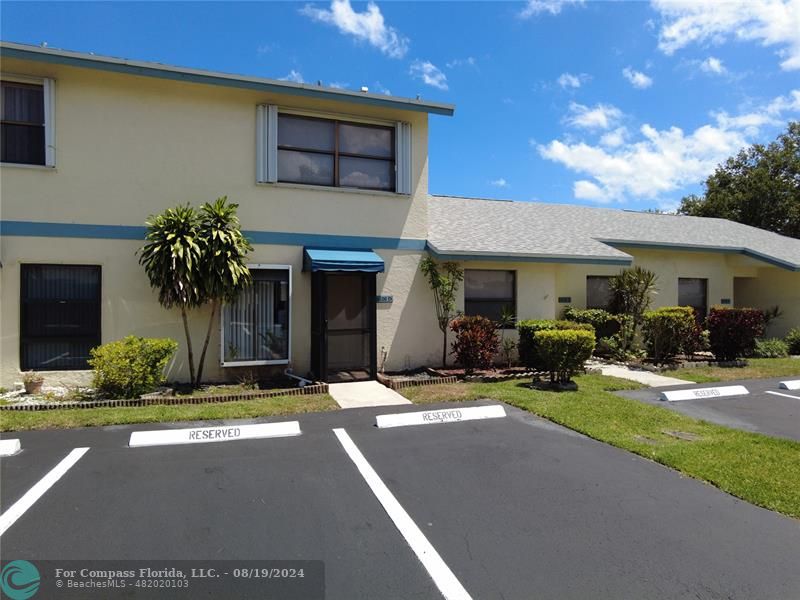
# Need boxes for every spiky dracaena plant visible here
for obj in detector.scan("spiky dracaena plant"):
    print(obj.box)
[420,256,464,367]
[139,198,252,386]
[138,204,204,385]
[608,266,658,354]
[194,197,253,384]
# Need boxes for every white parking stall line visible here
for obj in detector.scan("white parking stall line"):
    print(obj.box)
[0,439,21,457]
[333,428,472,600]
[778,380,800,391]
[376,405,506,429]
[766,391,800,401]
[129,421,301,448]
[660,385,749,402]
[0,447,90,537]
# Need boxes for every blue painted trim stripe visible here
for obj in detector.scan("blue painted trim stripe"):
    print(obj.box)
[0,220,427,251]
[602,240,800,271]
[427,248,632,266]
[1,46,455,117]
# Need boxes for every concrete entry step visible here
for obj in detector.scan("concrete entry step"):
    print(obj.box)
[328,381,412,409]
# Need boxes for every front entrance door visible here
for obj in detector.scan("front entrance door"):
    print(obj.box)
[311,272,377,382]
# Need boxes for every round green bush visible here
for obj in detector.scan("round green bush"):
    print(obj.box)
[533,329,596,384]
[89,336,178,399]
[785,328,800,355]
[753,338,789,359]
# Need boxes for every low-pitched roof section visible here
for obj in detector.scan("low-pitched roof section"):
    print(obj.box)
[428,195,800,271]
[0,41,455,116]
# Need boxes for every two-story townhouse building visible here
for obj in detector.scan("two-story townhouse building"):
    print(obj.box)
[1,41,799,388]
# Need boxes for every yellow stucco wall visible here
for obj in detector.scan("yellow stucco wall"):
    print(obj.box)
[734,269,800,337]
[0,57,434,385]
[0,57,430,240]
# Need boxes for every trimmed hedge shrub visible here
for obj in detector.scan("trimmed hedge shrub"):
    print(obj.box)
[707,307,765,361]
[89,336,178,399]
[641,306,695,364]
[562,306,620,340]
[753,338,789,358]
[450,316,499,374]
[517,319,593,369]
[785,328,800,355]
[534,329,596,383]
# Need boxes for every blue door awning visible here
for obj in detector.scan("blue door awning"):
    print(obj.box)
[303,248,385,273]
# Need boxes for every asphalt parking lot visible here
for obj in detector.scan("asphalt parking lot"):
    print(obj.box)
[618,376,800,441]
[2,401,800,599]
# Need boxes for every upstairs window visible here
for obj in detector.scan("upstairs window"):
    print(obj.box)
[464,270,516,325]
[586,276,613,310]
[2,81,44,165]
[276,114,395,191]
[1,78,54,166]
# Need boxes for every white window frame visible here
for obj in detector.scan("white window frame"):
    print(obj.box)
[0,73,56,168]
[219,264,292,367]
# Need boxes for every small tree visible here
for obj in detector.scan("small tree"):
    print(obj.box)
[608,266,658,354]
[139,197,252,386]
[194,197,253,384]
[420,257,464,367]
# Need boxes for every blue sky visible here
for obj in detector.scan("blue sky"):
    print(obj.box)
[3,0,799,211]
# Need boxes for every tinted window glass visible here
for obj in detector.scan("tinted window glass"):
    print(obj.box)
[339,123,393,157]
[277,149,334,186]
[678,278,708,321]
[464,270,516,324]
[586,276,612,309]
[277,115,335,152]
[20,265,101,370]
[1,81,46,165]
[339,156,393,190]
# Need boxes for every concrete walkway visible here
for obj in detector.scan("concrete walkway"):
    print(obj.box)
[328,380,412,409]
[587,361,693,387]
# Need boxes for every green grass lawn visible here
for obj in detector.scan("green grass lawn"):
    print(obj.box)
[669,357,800,383]
[403,374,800,519]
[0,394,337,432]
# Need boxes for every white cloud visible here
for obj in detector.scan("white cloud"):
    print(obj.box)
[328,81,349,89]
[700,56,726,74]
[652,0,800,71]
[490,178,509,188]
[573,180,612,202]
[300,0,409,58]
[622,67,653,89]
[373,81,392,95]
[410,60,448,90]
[557,72,590,89]
[600,127,628,147]
[520,0,584,17]
[565,102,623,130]
[446,57,476,69]
[280,70,305,83]
[539,89,800,202]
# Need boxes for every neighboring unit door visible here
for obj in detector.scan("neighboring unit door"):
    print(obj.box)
[311,272,377,382]
[678,278,708,323]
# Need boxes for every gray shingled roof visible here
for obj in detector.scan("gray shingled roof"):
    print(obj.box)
[428,195,800,271]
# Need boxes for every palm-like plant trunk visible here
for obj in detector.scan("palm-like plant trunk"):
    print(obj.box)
[180,306,196,386]
[441,328,447,368]
[195,299,218,386]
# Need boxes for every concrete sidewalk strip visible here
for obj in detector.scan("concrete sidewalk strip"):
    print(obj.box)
[779,380,800,391]
[588,361,693,387]
[129,421,301,448]
[660,385,749,402]
[0,447,90,537]
[376,405,506,429]
[329,380,412,409]
[0,439,21,457]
